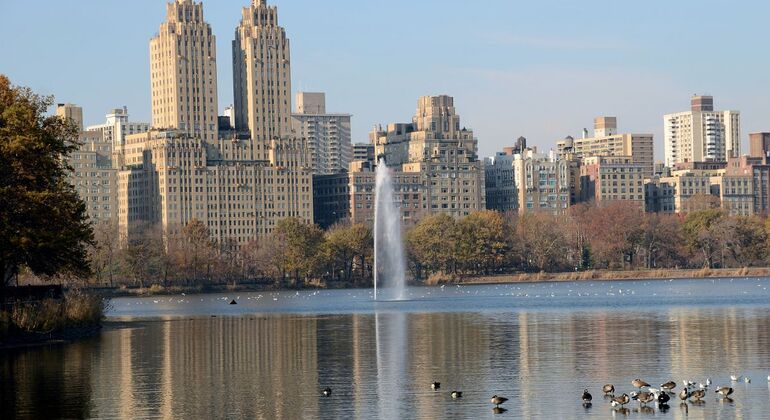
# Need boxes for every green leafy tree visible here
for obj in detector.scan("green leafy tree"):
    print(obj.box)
[455,210,511,275]
[272,218,324,287]
[683,208,726,268]
[406,213,458,278]
[0,75,93,287]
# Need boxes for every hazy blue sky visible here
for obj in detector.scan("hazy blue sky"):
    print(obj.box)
[2,0,769,158]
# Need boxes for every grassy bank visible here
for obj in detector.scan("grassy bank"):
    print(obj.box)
[435,267,770,285]
[1,289,107,348]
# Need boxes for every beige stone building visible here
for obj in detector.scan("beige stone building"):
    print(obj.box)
[509,148,576,214]
[116,0,313,245]
[664,95,740,166]
[561,117,654,178]
[365,95,485,220]
[348,161,424,226]
[292,92,352,175]
[580,156,646,209]
[56,103,83,131]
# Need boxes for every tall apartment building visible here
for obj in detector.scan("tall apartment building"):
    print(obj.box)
[352,143,375,164]
[664,95,740,166]
[56,103,83,131]
[513,148,575,214]
[292,92,353,175]
[749,133,770,158]
[484,152,516,212]
[86,107,150,151]
[580,156,646,209]
[349,161,424,226]
[116,0,313,244]
[150,0,218,142]
[566,117,654,178]
[367,95,485,220]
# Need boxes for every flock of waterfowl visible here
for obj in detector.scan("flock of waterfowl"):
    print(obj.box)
[580,375,762,414]
[320,374,766,415]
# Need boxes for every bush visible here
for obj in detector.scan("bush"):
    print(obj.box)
[3,290,107,335]
[11,299,64,332]
[64,289,107,326]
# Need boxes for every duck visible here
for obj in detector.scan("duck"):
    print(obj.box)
[610,393,630,407]
[490,395,508,407]
[715,387,733,397]
[451,391,462,399]
[660,381,676,392]
[678,389,690,401]
[657,391,670,404]
[322,387,332,397]
[431,381,440,390]
[632,378,650,389]
[689,389,706,401]
[602,384,615,396]
[582,389,592,403]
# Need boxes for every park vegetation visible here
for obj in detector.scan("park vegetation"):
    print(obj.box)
[79,201,770,290]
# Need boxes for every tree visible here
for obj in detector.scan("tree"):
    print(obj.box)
[181,219,215,285]
[0,75,93,287]
[717,216,767,267]
[638,213,687,269]
[516,211,569,272]
[683,208,726,268]
[455,210,511,275]
[585,202,645,269]
[406,213,458,278]
[272,218,324,287]
[89,221,119,286]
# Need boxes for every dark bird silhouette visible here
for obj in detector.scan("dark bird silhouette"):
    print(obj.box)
[322,387,332,397]
[582,389,592,403]
[490,395,508,407]
[229,299,237,305]
[451,391,462,399]
[431,382,440,390]
[657,391,670,404]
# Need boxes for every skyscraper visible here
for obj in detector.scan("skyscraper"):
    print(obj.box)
[150,0,218,142]
[664,95,740,167]
[292,92,353,175]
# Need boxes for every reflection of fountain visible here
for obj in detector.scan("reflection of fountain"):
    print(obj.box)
[375,311,408,419]
[373,158,407,301]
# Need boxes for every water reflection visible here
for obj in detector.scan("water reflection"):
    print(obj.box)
[3,300,770,418]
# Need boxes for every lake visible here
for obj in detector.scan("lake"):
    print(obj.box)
[3,278,770,419]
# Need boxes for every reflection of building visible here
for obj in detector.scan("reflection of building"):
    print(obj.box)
[292,92,352,175]
[116,0,313,244]
[664,95,740,166]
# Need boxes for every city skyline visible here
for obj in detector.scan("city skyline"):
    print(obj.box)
[2,0,769,159]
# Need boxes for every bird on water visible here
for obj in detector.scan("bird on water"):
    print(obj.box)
[581,389,592,403]
[632,378,650,389]
[678,389,690,401]
[689,389,706,401]
[490,395,508,407]
[661,381,676,392]
[715,387,734,397]
[451,391,462,399]
[322,387,332,397]
[431,382,440,390]
[610,394,630,407]
[602,384,615,396]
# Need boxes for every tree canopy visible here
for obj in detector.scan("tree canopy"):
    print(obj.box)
[0,75,93,286]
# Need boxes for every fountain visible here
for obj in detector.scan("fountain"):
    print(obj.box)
[373,158,407,301]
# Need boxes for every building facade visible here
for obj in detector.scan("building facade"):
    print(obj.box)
[484,152,516,212]
[513,148,575,214]
[352,143,375,164]
[567,117,654,178]
[664,95,740,166]
[579,156,646,209]
[292,92,352,175]
[56,103,83,131]
[749,133,770,158]
[312,173,350,229]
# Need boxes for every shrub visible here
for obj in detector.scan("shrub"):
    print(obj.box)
[11,299,64,332]
[64,289,107,326]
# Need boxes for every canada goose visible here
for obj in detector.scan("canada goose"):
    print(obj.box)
[582,389,592,403]
[632,378,650,389]
[490,395,508,407]
[431,382,440,390]
[660,381,676,392]
[322,387,332,397]
[451,391,462,399]
[610,393,630,407]
[715,387,733,397]
[690,389,706,401]
[678,389,690,401]
[633,392,654,406]
[602,384,615,396]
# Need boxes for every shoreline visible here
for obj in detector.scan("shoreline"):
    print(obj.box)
[0,325,102,351]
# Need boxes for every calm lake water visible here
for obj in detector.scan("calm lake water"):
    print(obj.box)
[4,278,770,419]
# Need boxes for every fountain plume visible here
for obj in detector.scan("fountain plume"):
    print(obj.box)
[373,158,407,301]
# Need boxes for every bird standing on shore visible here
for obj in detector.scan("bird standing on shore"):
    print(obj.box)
[582,389,592,403]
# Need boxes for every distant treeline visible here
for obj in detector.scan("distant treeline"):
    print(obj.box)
[72,200,769,289]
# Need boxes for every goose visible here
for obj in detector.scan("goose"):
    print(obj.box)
[715,387,733,397]
[431,382,440,390]
[632,378,650,389]
[602,384,615,396]
[610,393,630,407]
[490,395,508,407]
[581,389,592,403]
[660,381,676,392]
[322,387,332,397]
[451,391,462,399]
[689,389,706,401]
[633,392,654,406]
[678,389,690,401]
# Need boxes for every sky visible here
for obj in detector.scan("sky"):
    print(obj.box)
[1,0,769,159]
